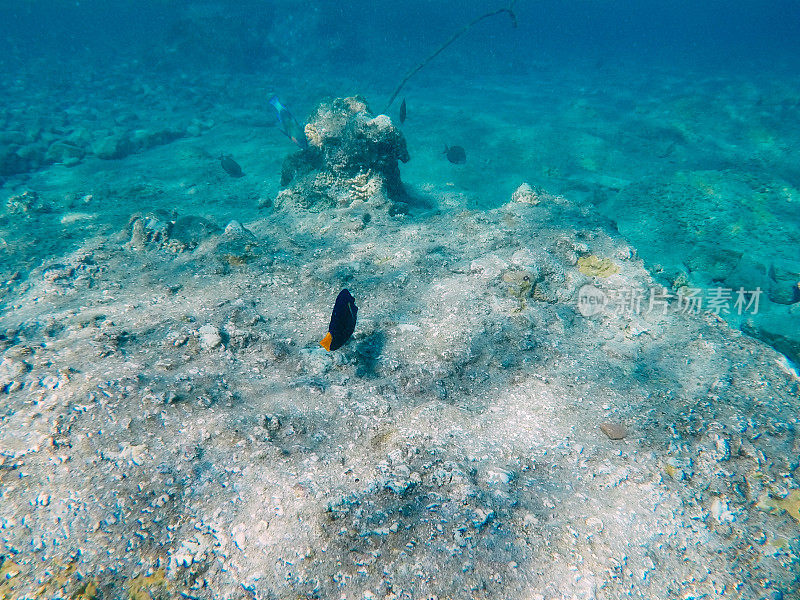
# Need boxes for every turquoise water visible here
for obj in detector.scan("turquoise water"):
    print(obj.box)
[1,2,799,599]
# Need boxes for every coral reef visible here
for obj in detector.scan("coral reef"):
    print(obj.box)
[276,96,410,212]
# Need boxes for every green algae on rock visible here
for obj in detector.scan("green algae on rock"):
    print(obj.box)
[577,255,620,277]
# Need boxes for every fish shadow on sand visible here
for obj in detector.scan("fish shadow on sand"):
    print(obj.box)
[355,330,385,378]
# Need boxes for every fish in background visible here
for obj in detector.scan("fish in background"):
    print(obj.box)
[320,289,358,352]
[444,144,466,164]
[399,98,407,124]
[219,153,244,177]
[269,95,308,150]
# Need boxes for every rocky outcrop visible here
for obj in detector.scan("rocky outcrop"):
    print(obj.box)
[276,96,410,213]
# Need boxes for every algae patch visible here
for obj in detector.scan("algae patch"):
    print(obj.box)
[756,489,800,523]
[0,555,172,600]
[0,556,22,598]
[578,255,620,277]
[503,270,533,305]
[128,568,169,600]
[0,556,100,600]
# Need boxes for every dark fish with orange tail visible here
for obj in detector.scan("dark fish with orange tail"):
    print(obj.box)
[320,289,358,352]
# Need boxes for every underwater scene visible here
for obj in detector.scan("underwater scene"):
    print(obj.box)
[1,1,799,598]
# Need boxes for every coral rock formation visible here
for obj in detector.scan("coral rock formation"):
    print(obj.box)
[277,96,410,212]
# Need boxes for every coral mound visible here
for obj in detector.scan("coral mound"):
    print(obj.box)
[277,95,410,212]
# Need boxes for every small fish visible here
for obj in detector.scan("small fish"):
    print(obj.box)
[269,95,308,150]
[320,289,358,352]
[219,154,244,177]
[444,145,466,164]
[399,98,407,124]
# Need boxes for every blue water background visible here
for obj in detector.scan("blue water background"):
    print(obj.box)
[2,1,799,76]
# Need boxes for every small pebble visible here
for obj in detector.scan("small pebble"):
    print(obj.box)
[600,422,627,440]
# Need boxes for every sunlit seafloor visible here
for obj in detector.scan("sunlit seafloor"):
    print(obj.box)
[1,2,799,598]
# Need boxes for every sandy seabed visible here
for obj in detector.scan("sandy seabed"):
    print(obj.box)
[1,59,799,599]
